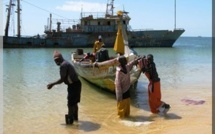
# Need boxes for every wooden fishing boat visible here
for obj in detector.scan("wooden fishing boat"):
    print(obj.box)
[71,51,141,92]
[71,11,142,92]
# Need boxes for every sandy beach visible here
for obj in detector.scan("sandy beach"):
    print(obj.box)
[3,75,212,134]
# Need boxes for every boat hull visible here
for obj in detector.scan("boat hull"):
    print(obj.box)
[71,53,142,93]
[3,29,184,48]
[128,29,185,47]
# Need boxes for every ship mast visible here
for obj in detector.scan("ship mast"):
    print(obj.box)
[4,0,13,37]
[105,0,114,17]
[4,0,22,37]
[174,0,176,29]
[16,0,21,37]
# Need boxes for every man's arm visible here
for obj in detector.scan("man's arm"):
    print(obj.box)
[47,78,64,89]
[47,64,67,89]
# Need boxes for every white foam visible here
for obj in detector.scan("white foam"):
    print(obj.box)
[120,120,152,127]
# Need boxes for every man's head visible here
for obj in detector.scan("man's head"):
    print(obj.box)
[117,55,127,66]
[53,50,64,65]
[117,55,127,74]
[147,54,154,63]
[98,35,102,42]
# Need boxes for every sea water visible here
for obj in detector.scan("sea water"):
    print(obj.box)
[3,37,212,134]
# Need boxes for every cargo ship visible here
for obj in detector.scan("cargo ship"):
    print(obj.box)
[3,0,185,48]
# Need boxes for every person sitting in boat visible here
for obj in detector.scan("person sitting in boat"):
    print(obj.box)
[93,35,105,54]
[95,44,109,62]
[79,52,95,63]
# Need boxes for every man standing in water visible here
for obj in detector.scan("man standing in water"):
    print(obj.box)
[47,50,82,124]
[140,54,170,115]
[115,55,140,118]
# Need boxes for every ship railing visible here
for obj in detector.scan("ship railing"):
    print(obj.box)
[129,29,154,31]
[44,23,82,33]
[51,18,80,25]
[174,28,185,30]
[44,18,81,32]
[81,12,106,19]
[81,11,129,19]
[7,35,46,39]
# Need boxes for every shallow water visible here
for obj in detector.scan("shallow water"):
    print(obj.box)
[3,37,212,134]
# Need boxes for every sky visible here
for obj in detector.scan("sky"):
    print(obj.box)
[1,0,212,37]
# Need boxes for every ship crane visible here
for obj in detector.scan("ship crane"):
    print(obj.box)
[4,0,21,37]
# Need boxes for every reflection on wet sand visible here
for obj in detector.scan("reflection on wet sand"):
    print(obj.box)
[61,121,101,132]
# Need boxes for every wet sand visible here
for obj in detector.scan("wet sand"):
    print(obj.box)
[3,75,212,134]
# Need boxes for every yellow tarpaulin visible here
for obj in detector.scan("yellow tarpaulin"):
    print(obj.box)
[113,10,130,56]
[113,25,125,55]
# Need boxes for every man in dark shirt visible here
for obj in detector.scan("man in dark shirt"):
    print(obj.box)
[95,45,109,62]
[47,50,82,124]
[141,54,170,114]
